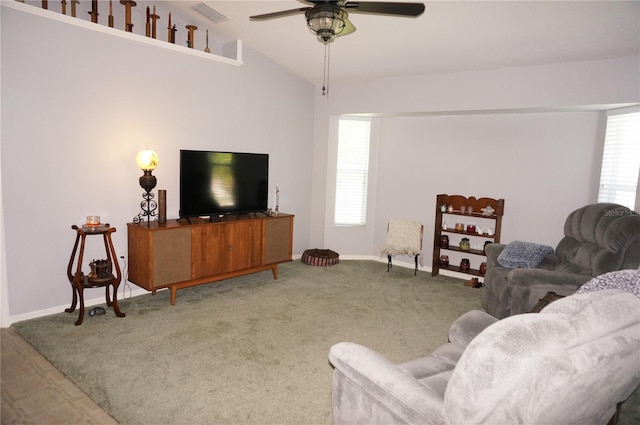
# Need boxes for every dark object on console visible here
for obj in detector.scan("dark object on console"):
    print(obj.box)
[482,203,640,319]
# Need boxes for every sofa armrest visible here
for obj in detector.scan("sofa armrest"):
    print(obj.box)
[329,342,445,424]
[448,310,498,347]
[507,268,593,315]
[484,243,505,267]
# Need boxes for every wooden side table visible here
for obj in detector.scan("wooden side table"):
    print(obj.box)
[65,224,125,325]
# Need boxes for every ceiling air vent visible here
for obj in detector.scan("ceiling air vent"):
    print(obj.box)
[191,2,228,24]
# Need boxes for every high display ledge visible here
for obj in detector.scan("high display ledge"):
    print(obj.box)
[4,1,243,66]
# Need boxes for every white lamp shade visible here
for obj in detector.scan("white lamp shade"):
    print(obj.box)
[136,150,159,171]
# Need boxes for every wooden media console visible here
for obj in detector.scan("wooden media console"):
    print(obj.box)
[127,213,294,304]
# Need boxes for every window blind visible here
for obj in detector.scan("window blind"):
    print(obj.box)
[335,118,371,226]
[598,111,640,210]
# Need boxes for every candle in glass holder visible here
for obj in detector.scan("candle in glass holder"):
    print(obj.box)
[86,216,100,227]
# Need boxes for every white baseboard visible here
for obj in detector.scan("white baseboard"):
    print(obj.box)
[4,257,473,326]
[5,285,153,327]
[341,254,474,281]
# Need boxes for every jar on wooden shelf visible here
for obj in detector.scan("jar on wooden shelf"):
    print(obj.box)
[460,238,471,251]
[460,258,470,272]
[440,235,449,248]
[440,255,449,267]
[479,262,487,275]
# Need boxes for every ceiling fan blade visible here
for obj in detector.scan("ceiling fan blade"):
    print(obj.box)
[249,7,310,21]
[344,2,425,17]
[337,16,356,37]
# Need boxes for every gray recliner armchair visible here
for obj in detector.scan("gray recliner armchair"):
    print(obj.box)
[482,203,640,319]
[329,287,640,425]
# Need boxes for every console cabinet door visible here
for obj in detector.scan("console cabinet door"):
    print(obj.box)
[193,220,262,277]
[227,220,263,271]
[193,223,228,277]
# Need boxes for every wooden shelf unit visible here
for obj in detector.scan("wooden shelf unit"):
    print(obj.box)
[432,194,504,279]
[127,213,293,304]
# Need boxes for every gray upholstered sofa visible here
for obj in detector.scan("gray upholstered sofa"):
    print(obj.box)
[482,203,640,319]
[329,282,640,425]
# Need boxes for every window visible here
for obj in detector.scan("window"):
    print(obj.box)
[334,118,371,226]
[598,110,640,210]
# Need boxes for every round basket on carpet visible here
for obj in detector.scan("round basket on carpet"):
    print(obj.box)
[301,249,339,266]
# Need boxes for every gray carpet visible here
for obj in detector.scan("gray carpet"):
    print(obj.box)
[11,260,639,424]
[12,260,481,424]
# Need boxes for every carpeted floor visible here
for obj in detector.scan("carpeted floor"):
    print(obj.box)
[11,260,482,424]
[10,260,640,424]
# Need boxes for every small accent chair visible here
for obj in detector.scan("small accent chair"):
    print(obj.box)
[380,219,423,275]
[329,288,640,425]
[482,203,640,318]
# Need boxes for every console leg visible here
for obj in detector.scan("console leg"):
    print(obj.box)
[170,287,177,305]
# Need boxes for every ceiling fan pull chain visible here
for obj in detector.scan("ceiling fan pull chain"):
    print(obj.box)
[322,42,332,97]
[327,42,331,98]
[322,42,328,96]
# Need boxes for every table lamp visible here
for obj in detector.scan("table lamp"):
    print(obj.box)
[133,149,159,224]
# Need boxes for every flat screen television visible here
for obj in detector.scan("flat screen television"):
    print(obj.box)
[179,150,269,219]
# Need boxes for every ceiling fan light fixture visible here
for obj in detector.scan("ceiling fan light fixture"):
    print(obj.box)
[305,6,347,43]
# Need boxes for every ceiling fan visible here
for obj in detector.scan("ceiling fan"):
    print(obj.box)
[250,1,426,44]
[250,1,425,96]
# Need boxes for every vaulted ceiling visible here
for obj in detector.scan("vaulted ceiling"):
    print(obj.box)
[170,1,640,86]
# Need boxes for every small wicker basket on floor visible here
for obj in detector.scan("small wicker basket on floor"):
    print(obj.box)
[301,249,339,266]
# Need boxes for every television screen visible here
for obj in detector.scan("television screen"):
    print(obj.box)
[179,150,269,218]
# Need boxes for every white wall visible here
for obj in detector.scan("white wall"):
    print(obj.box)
[3,3,639,323]
[325,57,639,115]
[1,5,314,322]
[371,111,602,270]
[311,56,639,264]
